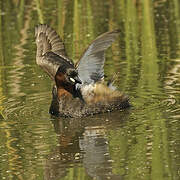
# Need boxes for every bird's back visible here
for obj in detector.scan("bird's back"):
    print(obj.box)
[50,83,129,118]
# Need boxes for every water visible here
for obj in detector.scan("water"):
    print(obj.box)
[0,0,180,180]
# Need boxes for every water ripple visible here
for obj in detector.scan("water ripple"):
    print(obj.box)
[163,58,180,116]
[1,91,51,120]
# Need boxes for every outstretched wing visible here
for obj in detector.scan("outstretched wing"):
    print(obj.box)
[76,30,120,85]
[35,24,74,79]
[35,24,67,56]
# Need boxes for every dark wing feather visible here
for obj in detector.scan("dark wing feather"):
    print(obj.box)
[76,30,120,85]
[35,24,74,79]
[35,24,67,56]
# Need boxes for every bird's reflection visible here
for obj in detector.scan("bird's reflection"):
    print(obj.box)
[80,126,122,180]
[44,111,129,180]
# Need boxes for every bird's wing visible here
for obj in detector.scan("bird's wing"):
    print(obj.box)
[35,24,74,79]
[76,30,120,85]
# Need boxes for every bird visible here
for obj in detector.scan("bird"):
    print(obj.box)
[35,24,130,118]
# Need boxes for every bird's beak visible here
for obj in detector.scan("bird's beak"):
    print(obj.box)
[74,76,82,84]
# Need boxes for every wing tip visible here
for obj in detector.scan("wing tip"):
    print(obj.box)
[111,29,121,33]
[35,24,49,37]
[106,29,121,38]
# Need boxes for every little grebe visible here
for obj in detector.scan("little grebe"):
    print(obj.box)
[35,24,130,117]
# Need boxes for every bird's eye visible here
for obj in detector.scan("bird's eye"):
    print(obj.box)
[69,77,75,83]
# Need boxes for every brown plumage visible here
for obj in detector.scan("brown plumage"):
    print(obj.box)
[35,24,130,118]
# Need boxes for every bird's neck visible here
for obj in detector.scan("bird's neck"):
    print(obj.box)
[57,84,84,103]
[56,84,74,99]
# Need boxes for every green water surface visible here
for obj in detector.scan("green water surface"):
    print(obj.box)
[0,0,180,180]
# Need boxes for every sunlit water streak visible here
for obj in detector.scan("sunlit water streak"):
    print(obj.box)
[164,59,180,117]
